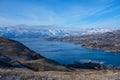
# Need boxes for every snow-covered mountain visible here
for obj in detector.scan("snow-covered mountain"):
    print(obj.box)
[0,25,113,38]
[0,26,70,38]
[81,28,112,35]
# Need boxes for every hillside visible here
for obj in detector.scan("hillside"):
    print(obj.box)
[46,30,120,53]
[0,37,67,71]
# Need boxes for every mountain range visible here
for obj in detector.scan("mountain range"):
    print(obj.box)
[0,25,112,38]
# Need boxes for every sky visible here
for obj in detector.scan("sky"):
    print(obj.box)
[0,0,120,28]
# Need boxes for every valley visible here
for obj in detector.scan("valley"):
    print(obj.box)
[0,31,120,80]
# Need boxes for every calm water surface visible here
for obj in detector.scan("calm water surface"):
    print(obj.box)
[12,38,120,66]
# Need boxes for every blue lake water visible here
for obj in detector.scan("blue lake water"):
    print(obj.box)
[12,38,120,67]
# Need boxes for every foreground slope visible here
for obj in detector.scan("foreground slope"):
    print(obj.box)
[0,37,67,71]
[0,69,120,80]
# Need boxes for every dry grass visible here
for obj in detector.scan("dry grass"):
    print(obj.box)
[0,69,120,80]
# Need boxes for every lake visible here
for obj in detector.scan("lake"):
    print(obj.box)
[12,38,120,67]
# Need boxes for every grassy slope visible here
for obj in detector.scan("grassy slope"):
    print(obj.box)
[0,69,120,80]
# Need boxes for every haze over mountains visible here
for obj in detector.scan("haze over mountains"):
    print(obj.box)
[0,25,113,38]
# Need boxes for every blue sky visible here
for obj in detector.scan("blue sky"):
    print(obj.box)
[0,0,120,28]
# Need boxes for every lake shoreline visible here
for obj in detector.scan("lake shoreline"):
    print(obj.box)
[12,38,120,67]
